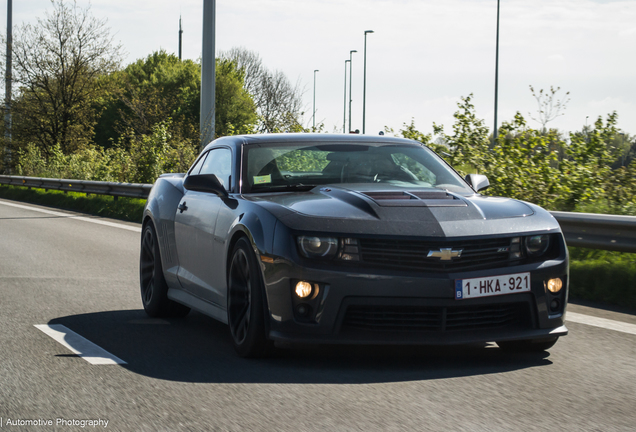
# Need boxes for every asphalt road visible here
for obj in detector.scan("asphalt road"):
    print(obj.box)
[1,197,635,431]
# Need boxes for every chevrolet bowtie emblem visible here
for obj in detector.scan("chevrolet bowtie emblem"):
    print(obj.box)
[427,248,463,261]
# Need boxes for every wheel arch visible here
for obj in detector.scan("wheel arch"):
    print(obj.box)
[226,229,250,278]
[224,211,277,335]
[142,214,153,231]
[225,222,264,291]
[224,207,278,278]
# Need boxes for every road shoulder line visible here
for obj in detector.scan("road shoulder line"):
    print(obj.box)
[34,324,127,365]
[567,312,636,336]
[0,199,141,232]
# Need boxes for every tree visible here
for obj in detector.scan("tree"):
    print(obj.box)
[95,50,201,147]
[385,96,492,175]
[96,51,257,148]
[608,132,633,168]
[9,0,123,155]
[219,47,264,98]
[528,85,570,131]
[220,47,304,133]
[385,119,433,146]
[214,59,258,137]
[487,113,565,208]
[603,161,636,215]
[559,112,618,210]
[432,94,492,174]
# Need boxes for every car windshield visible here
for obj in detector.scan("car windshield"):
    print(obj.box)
[241,142,473,194]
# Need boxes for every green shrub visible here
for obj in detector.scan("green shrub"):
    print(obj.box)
[14,121,198,184]
[569,257,636,310]
[569,247,636,309]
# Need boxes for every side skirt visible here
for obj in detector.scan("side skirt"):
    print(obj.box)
[167,288,229,325]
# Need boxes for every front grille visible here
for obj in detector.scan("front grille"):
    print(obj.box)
[358,237,513,272]
[341,302,530,333]
[344,305,442,332]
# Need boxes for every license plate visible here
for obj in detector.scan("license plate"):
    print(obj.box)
[455,272,531,300]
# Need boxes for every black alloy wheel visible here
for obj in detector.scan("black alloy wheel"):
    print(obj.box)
[139,223,190,318]
[227,237,271,357]
[496,336,559,352]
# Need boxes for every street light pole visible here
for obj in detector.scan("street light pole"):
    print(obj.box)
[4,0,12,174]
[363,30,374,134]
[343,59,350,133]
[348,50,357,133]
[178,15,183,61]
[313,69,319,131]
[493,0,500,144]
[200,0,216,149]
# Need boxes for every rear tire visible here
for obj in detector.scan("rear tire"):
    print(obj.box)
[140,223,190,318]
[227,237,272,358]
[496,337,559,352]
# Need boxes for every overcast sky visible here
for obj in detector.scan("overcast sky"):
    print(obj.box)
[3,0,635,137]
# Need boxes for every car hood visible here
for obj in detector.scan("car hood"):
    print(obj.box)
[243,185,560,237]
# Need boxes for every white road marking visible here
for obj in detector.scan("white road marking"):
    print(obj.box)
[0,199,141,232]
[34,324,127,365]
[567,312,636,336]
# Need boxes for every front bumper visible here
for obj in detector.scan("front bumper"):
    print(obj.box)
[260,254,569,345]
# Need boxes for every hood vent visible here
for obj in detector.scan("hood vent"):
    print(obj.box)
[363,191,416,201]
[360,190,467,207]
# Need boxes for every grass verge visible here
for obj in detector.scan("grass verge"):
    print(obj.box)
[0,185,145,223]
[568,248,636,310]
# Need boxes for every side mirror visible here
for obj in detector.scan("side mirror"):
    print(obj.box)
[464,174,490,192]
[183,174,229,199]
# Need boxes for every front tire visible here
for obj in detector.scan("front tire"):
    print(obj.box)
[496,337,559,352]
[140,223,190,318]
[227,237,271,358]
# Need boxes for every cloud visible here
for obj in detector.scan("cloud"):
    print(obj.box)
[619,27,636,37]
[587,97,634,113]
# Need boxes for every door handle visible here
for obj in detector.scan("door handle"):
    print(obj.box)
[178,202,188,213]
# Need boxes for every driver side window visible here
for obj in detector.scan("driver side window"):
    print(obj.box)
[199,148,232,190]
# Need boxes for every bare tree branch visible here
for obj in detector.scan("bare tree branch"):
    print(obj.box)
[6,0,123,153]
[529,85,570,131]
[220,47,304,133]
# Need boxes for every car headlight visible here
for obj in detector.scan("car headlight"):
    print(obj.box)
[297,236,338,258]
[524,234,551,257]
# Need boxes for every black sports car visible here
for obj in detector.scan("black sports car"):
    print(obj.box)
[140,133,568,357]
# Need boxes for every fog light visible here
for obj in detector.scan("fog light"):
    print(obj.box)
[547,278,563,293]
[295,281,313,298]
[550,299,561,311]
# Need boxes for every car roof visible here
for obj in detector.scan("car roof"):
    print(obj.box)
[201,133,423,153]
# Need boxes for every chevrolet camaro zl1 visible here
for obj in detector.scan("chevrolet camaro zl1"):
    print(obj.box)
[140,133,568,357]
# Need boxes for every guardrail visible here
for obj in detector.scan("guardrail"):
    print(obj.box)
[0,175,151,199]
[1,174,635,253]
[550,211,636,253]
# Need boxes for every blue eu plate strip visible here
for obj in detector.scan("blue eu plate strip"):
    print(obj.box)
[455,280,463,299]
